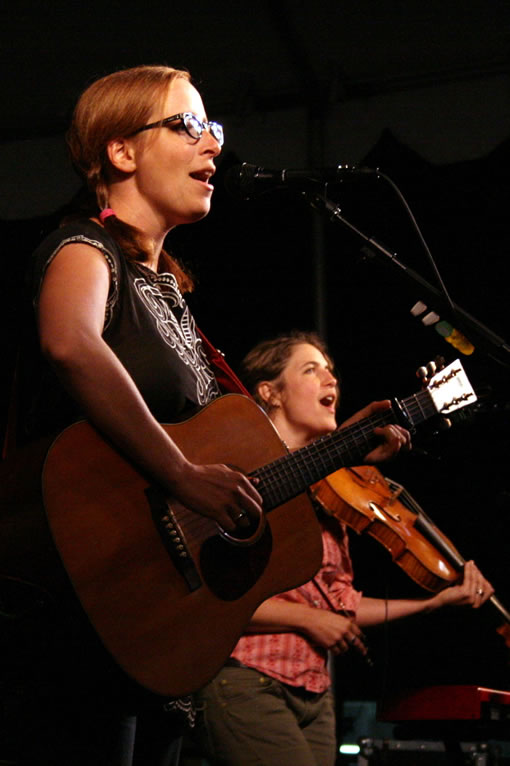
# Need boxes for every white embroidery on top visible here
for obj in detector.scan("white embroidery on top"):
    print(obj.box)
[133,275,219,405]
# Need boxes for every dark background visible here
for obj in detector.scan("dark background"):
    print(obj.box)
[1,0,510,722]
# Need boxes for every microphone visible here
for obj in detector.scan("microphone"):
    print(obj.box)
[224,162,376,199]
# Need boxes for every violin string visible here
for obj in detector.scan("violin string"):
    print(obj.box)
[382,477,467,570]
[389,481,466,567]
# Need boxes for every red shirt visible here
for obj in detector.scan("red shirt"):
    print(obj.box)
[231,516,362,692]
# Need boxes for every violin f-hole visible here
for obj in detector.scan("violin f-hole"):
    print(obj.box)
[369,501,402,523]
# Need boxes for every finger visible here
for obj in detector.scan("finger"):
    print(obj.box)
[230,509,249,525]
[232,494,262,524]
[475,582,494,603]
[347,634,368,655]
[235,510,252,528]
[465,562,494,601]
[235,475,264,511]
[375,425,405,448]
[220,515,237,532]
[474,586,487,605]
[346,634,374,666]
[462,562,478,593]
[217,471,263,523]
[331,638,350,656]
[370,400,392,413]
[392,425,411,449]
[226,503,249,528]
[396,425,412,450]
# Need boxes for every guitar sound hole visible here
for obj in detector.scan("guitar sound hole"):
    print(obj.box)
[230,524,255,541]
[200,525,273,601]
[219,513,264,545]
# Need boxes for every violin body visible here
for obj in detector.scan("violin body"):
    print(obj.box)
[312,466,510,645]
[312,466,462,593]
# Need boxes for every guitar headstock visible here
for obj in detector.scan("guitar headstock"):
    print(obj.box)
[417,358,477,416]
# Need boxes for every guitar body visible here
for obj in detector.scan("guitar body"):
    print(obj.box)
[41,394,323,696]
[0,362,476,696]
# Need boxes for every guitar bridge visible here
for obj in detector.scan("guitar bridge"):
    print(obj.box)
[144,485,202,592]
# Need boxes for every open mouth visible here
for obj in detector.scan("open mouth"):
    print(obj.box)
[320,394,336,410]
[190,170,213,184]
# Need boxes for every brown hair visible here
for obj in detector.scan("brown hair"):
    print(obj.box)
[66,65,193,291]
[240,330,339,412]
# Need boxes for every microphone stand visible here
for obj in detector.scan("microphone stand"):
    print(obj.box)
[305,191,510,365]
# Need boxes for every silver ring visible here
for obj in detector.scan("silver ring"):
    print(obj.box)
[234,511,247,522]
[476,588,484,596]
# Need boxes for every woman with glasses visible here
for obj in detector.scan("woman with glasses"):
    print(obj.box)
[14,64,263,766]
[14,65,411,765]
[194,331,493,766]
[32,66,259,535]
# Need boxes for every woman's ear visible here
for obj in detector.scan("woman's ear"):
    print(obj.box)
[257,381,281,409]
[106,138,137,174]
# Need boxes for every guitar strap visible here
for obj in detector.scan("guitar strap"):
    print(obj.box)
[197,328,253,399]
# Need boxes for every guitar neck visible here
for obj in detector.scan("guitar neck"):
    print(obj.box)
[252,389,435,512]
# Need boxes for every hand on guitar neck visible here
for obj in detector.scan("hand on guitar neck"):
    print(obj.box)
[339,399,412,463]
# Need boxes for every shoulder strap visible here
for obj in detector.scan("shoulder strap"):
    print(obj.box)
[197,328,252,398]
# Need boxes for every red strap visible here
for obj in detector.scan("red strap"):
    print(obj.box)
[197,328,252,398]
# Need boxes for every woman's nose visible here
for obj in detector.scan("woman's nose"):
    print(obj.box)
[201,128,222,156]
[322,369,337,386]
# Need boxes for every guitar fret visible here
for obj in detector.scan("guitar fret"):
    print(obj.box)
[259,462,301,507]
[250,361,475,513]
[402,391,433,427]
[254,411,389,511]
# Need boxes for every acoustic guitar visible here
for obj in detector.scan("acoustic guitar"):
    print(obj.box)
[0,360,475,696]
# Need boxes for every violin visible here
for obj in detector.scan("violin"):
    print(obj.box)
[311,465,510,645]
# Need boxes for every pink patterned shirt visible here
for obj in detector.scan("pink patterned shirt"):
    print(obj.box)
[231,515,362,692]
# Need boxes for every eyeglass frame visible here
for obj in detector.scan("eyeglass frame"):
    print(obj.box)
[130,112,224,146]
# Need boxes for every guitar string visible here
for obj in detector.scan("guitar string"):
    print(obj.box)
[251,391,433,509]
[164,389,448,540]
[174,394,433,545]
[166,404,394,538]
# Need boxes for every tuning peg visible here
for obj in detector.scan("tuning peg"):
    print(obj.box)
[434,355,446,371]
[416,359,446,388]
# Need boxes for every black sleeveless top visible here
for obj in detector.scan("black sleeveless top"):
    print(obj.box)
[27,219,220,439]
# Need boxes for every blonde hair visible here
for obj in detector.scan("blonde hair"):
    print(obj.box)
[66,65,194,291]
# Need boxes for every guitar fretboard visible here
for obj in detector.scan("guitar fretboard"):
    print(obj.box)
[251,389,436,511]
